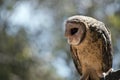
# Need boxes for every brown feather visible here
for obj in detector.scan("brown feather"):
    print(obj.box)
[65,15,113,80]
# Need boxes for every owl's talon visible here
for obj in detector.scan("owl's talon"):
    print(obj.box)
[103,68,113,78]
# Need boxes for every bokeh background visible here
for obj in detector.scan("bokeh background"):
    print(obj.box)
[0,0,120,80]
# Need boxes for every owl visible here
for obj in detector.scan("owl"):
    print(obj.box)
[65,15,113,80]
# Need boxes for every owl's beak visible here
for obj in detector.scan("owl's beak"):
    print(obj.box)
[67,36,81,45]
[64,27,81,45]
[65,33,81,45]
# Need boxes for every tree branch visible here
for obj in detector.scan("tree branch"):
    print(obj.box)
[104,69,120,80]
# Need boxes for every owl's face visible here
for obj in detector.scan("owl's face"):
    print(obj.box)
[65,21,86,45]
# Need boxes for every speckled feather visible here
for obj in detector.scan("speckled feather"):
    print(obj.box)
[67,15,112,79]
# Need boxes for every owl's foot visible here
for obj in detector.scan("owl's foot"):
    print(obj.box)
[102,68,113,78]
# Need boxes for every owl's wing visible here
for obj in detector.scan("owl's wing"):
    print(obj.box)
[90,22,112,72]
[70,46,82,75]
[100,25,112,72]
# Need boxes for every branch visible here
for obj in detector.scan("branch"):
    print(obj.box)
[104,69,120,80]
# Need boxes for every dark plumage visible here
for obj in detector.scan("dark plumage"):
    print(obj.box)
[65,15,113,80]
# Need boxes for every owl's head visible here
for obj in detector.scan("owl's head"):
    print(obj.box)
[65,16,87,45]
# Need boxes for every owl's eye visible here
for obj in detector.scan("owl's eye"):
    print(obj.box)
[71,28,78,35]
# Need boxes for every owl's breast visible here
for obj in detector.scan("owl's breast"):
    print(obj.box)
[75,31,104,77]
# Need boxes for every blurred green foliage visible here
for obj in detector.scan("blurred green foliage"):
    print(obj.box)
[109,15,120,30]
[0,0,120,80]
[0,28,32,80]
